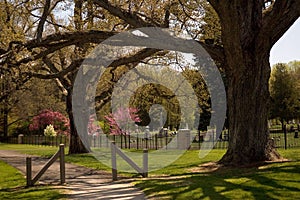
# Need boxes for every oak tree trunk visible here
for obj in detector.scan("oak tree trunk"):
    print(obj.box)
[213,1,284,165]
[220,52,281,165]
[67,88,90,154]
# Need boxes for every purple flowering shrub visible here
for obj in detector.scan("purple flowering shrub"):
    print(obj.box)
[29,109,70,135]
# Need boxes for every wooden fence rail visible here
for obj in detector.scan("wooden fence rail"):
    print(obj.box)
[111,141,148,181]
[26,144,65,187]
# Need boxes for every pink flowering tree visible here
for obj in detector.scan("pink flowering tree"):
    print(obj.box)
[29,109,70,135]
[105,107,141,135]
[87,114,102,136]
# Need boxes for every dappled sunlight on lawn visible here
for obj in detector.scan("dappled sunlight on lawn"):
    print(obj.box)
[135,149,300,200]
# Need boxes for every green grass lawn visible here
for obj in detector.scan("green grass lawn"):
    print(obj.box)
[0,144,61,157]
[134,148,300,200]
[0,144,110,171]
[0,160,65,200]
[1,143,300,199]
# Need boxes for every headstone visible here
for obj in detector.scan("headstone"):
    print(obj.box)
[18,134,24,144]
[177,129,191,150]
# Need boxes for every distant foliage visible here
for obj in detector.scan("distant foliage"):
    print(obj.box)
[270,63,300,123]
[105,107,141,135]
[29,109,70,135]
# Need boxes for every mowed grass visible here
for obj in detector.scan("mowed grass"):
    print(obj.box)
[1,143,300,199]
[0,160,65,200]
[135,148,300,200]
[0,144,110,171]
[0,143,61,157]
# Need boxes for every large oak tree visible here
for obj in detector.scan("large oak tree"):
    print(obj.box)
[207,0,300,165]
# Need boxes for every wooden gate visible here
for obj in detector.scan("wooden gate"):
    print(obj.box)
[111,142,148,181]
[26,144,65,186]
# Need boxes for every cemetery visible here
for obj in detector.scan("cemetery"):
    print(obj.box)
[1,0,300,199]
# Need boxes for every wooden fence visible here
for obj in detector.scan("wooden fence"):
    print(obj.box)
[26,144,65,186]
[2,134,69,147]
[2,125,299,149]
[87,129,230,150]
[269,124,300,149]
[111,141,148,181]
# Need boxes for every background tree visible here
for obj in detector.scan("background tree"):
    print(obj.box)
[288,61,300,121]
[269,63,299,128]
[130,83,181,130]
[0,0,36,139]
[4,78,66,136]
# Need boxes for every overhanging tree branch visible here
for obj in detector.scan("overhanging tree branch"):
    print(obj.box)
[36,0,51,42]
[0,30,116,67]
[0,30,116,59]
[26,30,116,50]
[262,0,300,48]
[27,58,84,80]
[207,0,219,11]
[94,48,161,109]
[92,0,156,27]
[198,42,225,65]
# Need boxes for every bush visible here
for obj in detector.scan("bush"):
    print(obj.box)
[29,109,70,135]
[44,124,57,136]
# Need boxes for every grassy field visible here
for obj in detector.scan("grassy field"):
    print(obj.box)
[0,160,65,200]
[1,143,300,199]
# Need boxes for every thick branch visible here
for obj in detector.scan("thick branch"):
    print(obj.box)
[109,48,160,68]
[198,42,225,65]
[95,48,161,109]
[36,0,51,42]
[42,57,73,88]
[26,30,115,50]
[262,0,300,48]
[1,30,115,66]
[92,0,155,27]
[207,0,219,11]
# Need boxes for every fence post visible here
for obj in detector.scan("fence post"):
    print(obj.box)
[120,135,123,149]
[59,144,65,184]
[155,134,158,150]
[143,149,148,178]
[284,124,287,150]
[198,130,201,150]
[212,128,215,146]
[128,134,131,149]
[137,134,139,150]
[165,134,168,150]
[26,157,32,187]
[99,134,102,148]
[293,124,299,139]
[111,142,117,181]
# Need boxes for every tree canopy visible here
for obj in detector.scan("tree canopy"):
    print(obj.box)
[270,62,300,124]
[1,0,300,165]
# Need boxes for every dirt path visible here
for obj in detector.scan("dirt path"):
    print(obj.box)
[0,150,146,200]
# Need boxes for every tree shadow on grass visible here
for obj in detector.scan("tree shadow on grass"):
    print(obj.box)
[135,162,300,200]
[0,185,64,200]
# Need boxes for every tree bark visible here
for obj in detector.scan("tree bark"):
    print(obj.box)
[3,105,8,139]
[67,0,91,155]
[219,51,281,165]
[212,0,284,166]
[67,88,90,154]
